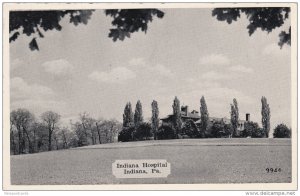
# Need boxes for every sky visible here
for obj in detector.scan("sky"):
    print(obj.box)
[10,9,291,133]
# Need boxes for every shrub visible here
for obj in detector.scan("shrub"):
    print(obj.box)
[252,128,266,138]
[224,124,233,138]
[210,121,227,138]
[242,121,260,138]
[118,126,135,142]
[273,124,291,138]
[133,122,153,140]
[181,120,199,138]
[157,123,177,140]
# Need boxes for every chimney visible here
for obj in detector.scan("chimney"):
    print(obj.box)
[246,113,250,121]
[181,105,188,116]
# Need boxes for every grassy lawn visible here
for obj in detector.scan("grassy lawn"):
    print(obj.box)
[10,138,291,185]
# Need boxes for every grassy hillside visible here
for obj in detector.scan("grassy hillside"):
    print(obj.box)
[11,138,291,185]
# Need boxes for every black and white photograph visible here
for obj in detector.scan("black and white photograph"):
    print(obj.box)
[3,2,297,190]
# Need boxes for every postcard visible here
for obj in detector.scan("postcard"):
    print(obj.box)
[3,2,297,190]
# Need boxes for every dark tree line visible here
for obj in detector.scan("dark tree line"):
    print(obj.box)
[10,108,121,155]
[10,7,290,51]
[119,95,290,142]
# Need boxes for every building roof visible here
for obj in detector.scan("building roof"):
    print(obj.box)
[195,117,246,124]
[161,112,200,120]
[160,114,173,120]
[181,111,200,119]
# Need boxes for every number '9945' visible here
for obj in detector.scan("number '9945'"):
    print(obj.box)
[266,168,281,173]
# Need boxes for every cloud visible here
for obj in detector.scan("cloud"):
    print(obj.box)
[201,71,230,80]
[10,77,66,115]
[88,67,136,84]
[229,65,254,73]
[151,64,175,78]
[186,78,220,89]
[262,44,290,56]
[200,66,253,82]
[11,77,54,100]
[42,59,74,75]
[128,58,175,78]
[129,58,146,67]
[199,54,230,66]
[11,58,22,71]
[204,87,254,104]
[11,100,67,116]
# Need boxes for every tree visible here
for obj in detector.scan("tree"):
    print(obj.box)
[172,96,182,137]
[181,119,199,138]
[133,122,153,141]
[95,118,105,144]
[224,124,233,138]
[10,10,93,50]
[10,109,35,154]
[261,96,271,138]
[72,121,87,147]
[252,128,266,138]
[102,119,120,143]
[30,122,47,153]
[212,7,291,48]
[230,98,239,137]
[68,131,80,148]
[242,121,260,138]
[200,96,209,136]
[32,122,48,152]
[81,118,121,144]
[105,9,164,41]
[53,132,60,150]
[57,127,72,149]
[79,113,96,145]
[210,121,226,138]
[10,118,17,155]
[41,111,60,151]
[134,100,144,127]
[151,100,159,140]
[157,123,177,140]
[273,123,291,138]
[123,102,134,128]
[118,126,135,142]
[111,120,122,143]
[10,9,164,51]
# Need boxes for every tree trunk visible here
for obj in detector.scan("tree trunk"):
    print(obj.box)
[105,130,109,143]
[55,138,59,150]
[10,123,17,155]
[82,123,89,145]
[91,131,96,145]
[64,140,68,149]
[17,125,22,154]
[33,128,37,153]
[21,138,26,154]
[23,127,34,153]
[48,129,52,151]
[10,131,17,155]
[62,131,68,149]
[109,125,114,143]
[96,123,102,144]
